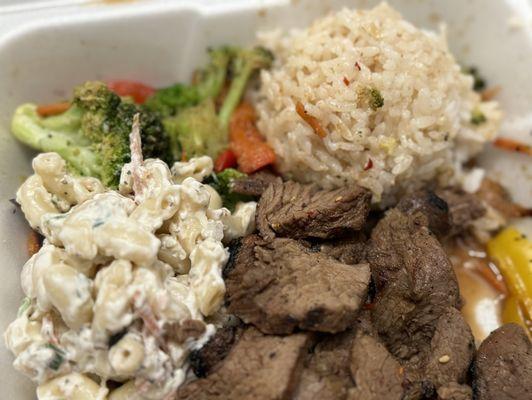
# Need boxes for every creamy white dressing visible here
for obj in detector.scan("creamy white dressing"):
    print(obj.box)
[5,153,256,400]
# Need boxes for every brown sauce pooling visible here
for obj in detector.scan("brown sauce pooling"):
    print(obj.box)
[446,238,505,344]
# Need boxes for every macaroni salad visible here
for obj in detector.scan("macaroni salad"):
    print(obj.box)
[5,152,256,399]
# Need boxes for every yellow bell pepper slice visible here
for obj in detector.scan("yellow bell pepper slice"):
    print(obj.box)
[487,227,532,334]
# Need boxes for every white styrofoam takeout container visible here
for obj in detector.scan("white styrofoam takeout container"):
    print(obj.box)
[0,0,531,398]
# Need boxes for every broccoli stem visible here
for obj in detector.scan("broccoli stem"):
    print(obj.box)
[11,104,101,177]
[218,64,253,130]
[218,48,273,129]
[39,105,83,133]
[196,47,233,101]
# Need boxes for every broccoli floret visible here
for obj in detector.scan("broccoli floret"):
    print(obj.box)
[144,83,200,118]
[206,168,252,211]
[163,46,273,159]
[145,46,234,118]
[11,81,171,187]
[164,99,226,160]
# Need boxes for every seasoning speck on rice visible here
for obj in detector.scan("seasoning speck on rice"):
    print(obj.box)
[254,3,501,204]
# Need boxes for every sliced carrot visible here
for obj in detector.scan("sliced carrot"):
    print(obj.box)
[106,80,155,104]
[494,138,532,156]
[229,102,276,174]
[214,149,237,172]
[36,101,71,117]
[295,101,327,138]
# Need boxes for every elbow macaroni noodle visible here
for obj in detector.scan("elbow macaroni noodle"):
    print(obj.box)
[5,153,256,400]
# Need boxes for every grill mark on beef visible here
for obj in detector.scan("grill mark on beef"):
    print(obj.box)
[176,327,312,400]
[436,188,486,237]
[223,238,243,279]
[189,323,242,378]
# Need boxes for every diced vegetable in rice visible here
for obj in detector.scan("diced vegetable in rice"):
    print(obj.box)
[254,3,502,204]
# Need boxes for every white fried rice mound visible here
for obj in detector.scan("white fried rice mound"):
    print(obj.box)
[254,3,501,204]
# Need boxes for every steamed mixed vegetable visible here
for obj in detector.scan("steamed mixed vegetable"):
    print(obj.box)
[12,81,171,187]
[11,45,276,197]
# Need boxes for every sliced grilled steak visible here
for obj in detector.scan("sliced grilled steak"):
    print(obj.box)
[225,235,371,334]
[368,205,461,360]
[399,307,475,398]
[436,188,485,236]
[257,180,371,240]
[397,189,486,238]
[231,169,280,197]
[176,327,311,400]
[294,330,356,400]
[348,330,404,400]
[317,233,368,265]
[189,323,242,377]
[473,323,532,400]
[396,190,451,237]
[423,307,475,389]
[367,191,474,398]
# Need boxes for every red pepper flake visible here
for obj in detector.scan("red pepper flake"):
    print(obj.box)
[343,76,350,86]
[363,302,375,310]
[364,158,373,171]
[355,61,361,71]
[494,138,532,156]
[295,101,327,138]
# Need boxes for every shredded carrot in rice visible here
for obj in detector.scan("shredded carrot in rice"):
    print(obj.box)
[295,101,327,138]
[494,138,532,156]
[480,85,501,101]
